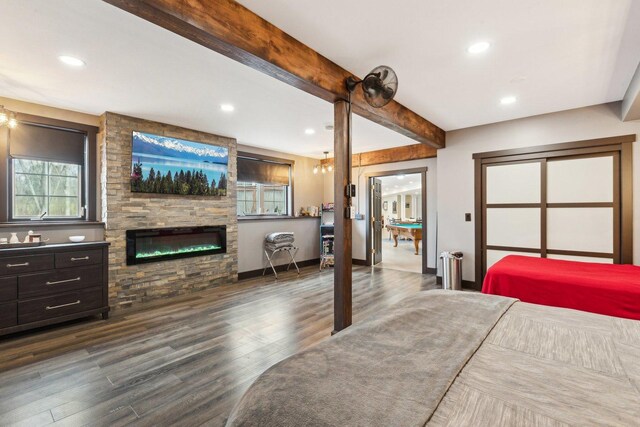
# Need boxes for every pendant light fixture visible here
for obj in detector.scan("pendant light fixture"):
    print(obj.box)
[0,106,18,129]
[313,151,332,174]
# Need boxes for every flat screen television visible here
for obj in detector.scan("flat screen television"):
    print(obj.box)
[130,131,229,196]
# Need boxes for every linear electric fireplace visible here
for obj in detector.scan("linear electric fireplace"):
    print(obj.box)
[126,226,226,265]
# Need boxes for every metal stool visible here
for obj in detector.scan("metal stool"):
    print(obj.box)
[263,246,300,279]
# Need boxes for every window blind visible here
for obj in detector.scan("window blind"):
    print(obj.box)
[238,157,290,186]
[9,122,86,164]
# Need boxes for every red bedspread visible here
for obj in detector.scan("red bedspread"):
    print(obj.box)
[482,255,640,320]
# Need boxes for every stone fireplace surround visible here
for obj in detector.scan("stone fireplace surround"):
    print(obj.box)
[100,112,238,311]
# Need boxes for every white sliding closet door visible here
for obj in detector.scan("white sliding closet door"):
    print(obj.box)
[481,153,619,274]
[546,155,616,263]
[475,136,633,283]
[484,161,542,270]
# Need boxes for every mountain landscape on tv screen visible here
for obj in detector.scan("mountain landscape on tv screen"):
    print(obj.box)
[131,131,229,196]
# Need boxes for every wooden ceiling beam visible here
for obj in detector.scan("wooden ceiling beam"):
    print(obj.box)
[102,0,445,148]
[321,143,437,168]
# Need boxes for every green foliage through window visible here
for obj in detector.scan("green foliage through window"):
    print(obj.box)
[12,159,81,219]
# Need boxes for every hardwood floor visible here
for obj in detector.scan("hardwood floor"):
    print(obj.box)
[0,266,437,426]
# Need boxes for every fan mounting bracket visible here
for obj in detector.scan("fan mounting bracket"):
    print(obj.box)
[346,76,362,93]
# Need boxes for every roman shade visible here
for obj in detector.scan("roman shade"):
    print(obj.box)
[238,157,290,185]
[9,122,86,164]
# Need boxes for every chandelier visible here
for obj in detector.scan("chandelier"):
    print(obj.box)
[313,151,333,174]
[0,106,18,129]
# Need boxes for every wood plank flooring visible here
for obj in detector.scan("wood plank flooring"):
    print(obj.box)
[0,266,437,426]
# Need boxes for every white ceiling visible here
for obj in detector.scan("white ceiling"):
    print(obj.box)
[239,0,640,130]
[2,1,638,159]
[0,0,417,159]
[379,174,422,197]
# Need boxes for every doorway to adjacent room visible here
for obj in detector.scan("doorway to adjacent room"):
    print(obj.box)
[366,168,427,274]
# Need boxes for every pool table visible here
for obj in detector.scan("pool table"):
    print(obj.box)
[386,223,422,255]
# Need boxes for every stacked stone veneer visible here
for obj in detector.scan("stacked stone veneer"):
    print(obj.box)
[100,112,238,310]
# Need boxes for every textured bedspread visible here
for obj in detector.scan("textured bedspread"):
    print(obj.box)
[227,291,640,426]
[428,301,640,426]
[226,291,515,426]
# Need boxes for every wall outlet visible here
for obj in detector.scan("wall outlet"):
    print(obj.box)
[465,213,472,222]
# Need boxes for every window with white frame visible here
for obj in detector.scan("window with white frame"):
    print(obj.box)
[237,154,291,216]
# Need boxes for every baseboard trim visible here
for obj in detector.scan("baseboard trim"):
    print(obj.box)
[435,275,481,291]
[353,258,367,266]
[425,267,437,274]
[238,258,320,280]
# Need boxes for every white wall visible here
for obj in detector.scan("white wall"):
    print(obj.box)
[438,102,640,282]
[382,194,400,219]
[323,157,438,269]
[237,144,323,272]
[382,190,422,220]
[238,217,320,272]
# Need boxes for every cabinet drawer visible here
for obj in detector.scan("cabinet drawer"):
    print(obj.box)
[0,276,17,302]
[55,250,103,268]
[0,255,54,276]
[18,288,103,324]
[0,302,17,328]
[19,265,103,298]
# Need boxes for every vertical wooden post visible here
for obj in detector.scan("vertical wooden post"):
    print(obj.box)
[333,100,352,333]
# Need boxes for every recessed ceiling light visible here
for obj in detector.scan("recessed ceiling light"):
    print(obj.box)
[220,104,235,112]
[467,41,490,54]
[500,96,517,105]
[397,175,405,180]
[304,128,315,135]
[58,55,85,67]
[409,181,414,184]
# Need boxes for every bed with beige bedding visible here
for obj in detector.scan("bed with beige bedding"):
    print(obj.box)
[226,290,640,426]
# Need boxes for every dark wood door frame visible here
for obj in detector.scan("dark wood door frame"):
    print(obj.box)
[473,134,634,287]
[364,167,429,274]
[372,178,383,265]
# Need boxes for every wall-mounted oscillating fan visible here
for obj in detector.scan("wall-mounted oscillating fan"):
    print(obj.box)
[346,65,398,108]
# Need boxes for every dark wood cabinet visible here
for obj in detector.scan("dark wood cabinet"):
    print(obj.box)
[0,242,109,337]
[0,254,54,276]
[54,249,103,268]
[0,276,17,302]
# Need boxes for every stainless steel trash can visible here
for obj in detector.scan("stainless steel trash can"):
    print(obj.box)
[440,251,463,290]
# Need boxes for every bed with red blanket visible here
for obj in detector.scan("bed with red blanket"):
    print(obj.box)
[482,255,640,320]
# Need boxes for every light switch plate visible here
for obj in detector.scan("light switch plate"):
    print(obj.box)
[346,206,356,219]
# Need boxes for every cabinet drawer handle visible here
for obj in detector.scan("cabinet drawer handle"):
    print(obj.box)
[7,262,29,268]
[46,300,81,310]
[70,257,89,261]
[46,277,81,286]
